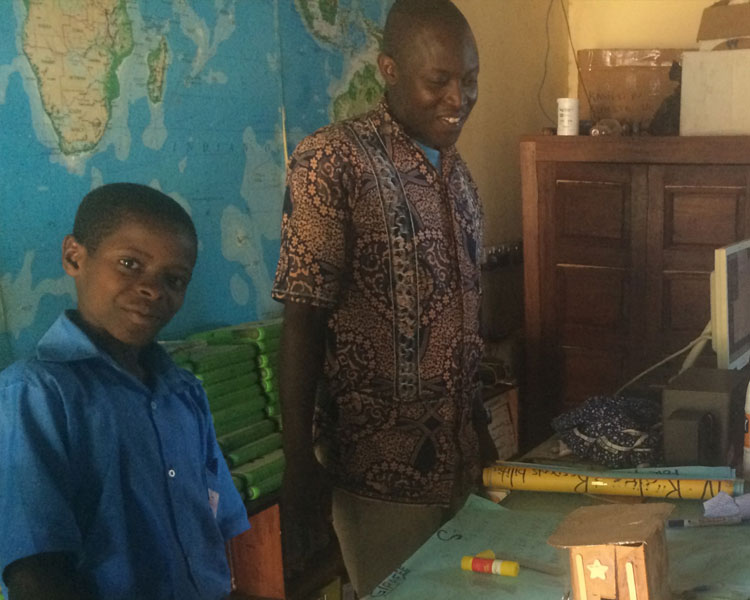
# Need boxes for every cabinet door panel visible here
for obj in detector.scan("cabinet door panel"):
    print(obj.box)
[560,347,624,411]
[540,163,646,409]
[662,272,711,334]
[646,165,750,359]
[669,191,739,248]
[556,265,630,348]
[553,163,633,268]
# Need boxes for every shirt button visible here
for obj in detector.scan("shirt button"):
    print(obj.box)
[168,469,176,478]
[151,401,157,410]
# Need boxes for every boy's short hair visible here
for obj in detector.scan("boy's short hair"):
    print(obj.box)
[73,183,197,253]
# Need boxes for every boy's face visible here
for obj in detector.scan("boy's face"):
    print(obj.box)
[63,219,197,349]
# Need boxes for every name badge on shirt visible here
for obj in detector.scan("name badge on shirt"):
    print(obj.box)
[208,488,219,517]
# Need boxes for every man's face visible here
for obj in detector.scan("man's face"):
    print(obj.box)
[379,21,479,149]
[63,219,196,349]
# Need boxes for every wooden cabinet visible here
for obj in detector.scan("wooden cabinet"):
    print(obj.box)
[229,498,345,600]
[230,503,286,599]
[520,136,750,448]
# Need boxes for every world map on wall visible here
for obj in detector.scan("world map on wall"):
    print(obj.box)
[0,0,389,367]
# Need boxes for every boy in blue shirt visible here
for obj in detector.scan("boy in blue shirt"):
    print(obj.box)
[0,183,249,600]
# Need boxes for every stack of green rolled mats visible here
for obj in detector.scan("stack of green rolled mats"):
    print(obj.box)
[170,317,284,504]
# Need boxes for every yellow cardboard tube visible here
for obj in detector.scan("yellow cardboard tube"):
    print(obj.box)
[483,463,743,500]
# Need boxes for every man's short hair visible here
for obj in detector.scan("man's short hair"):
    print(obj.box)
[382,0,469,62]
[73,183,197,253]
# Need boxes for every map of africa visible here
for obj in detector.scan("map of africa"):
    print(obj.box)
[0,0,389,367]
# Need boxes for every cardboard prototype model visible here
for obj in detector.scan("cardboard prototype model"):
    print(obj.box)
[548,503,674,600]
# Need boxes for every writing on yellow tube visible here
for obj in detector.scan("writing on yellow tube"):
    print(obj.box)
[482,464,740,500]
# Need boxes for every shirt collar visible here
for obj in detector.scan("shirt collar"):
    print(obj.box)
[415,140,441,170]
[37,311,178,384]
[375,98,457,164]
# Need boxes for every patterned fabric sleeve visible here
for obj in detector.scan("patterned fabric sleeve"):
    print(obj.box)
[272,129,356,308]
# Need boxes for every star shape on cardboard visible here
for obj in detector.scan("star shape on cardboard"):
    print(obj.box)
[586,559,609,580]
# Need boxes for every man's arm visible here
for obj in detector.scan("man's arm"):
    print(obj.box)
[4,553,91,600]
[278,300,330,572]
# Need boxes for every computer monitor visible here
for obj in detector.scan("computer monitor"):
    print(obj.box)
[662,239,750,466]
[711,238,750,370]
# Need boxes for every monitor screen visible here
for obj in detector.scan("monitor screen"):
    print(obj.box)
[711,238,750,370]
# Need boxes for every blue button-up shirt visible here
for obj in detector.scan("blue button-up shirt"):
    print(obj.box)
[0,312,249,599]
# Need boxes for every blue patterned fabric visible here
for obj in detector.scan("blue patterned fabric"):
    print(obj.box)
[551,395,663,468]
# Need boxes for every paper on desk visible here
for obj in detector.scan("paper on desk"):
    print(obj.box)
[704,491,750,519]
[735,493,750,518]
[368,494,568,600]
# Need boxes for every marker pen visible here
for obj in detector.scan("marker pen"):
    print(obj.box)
[667,515,742,528]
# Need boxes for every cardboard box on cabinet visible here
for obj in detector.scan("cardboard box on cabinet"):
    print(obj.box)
[577,49,683,129]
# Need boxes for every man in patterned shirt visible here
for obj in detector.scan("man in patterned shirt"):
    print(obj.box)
[272,0,497,594]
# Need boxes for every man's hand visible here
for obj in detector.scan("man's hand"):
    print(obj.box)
[280,457,332,576]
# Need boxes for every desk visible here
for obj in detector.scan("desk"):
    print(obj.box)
[367,459,750,599]
[369,493,750,599]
